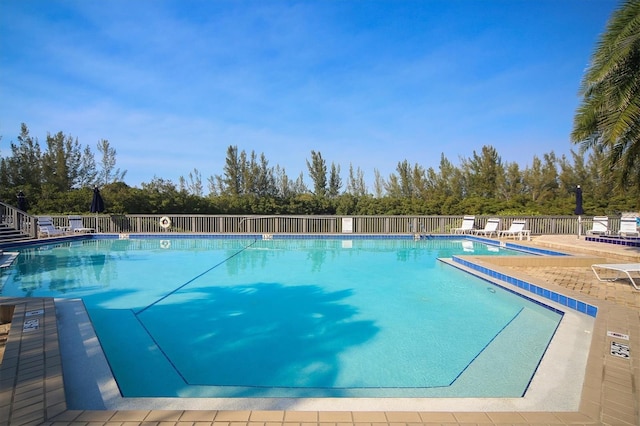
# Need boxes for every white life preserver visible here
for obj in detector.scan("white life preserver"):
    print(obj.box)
[159,216,171,229]
[160,240,171,249]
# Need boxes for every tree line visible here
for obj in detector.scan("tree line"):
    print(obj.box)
[1,123,638,216]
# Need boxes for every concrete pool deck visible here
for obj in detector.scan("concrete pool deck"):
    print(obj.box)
[0,234,638,425]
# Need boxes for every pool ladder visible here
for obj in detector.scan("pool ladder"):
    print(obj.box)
[409,222,427,240]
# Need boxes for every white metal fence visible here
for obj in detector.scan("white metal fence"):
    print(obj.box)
[1,199,632,238]
[34,214,625,236]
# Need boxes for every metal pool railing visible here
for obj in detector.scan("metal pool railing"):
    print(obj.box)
[38,214,618,236]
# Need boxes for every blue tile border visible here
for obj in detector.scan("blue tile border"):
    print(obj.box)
[465,236,569,256]
[586,235,640,248]
[451,256,597,317]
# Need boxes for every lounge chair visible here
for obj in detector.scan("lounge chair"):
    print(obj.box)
[586,216,609,235]
[451,216,476,234]
[591,263,640,291]
[37,216,66,238]
[473,218,500,237]
[498,219,530,241]
[618,215,639,238]
[65,215,95,233]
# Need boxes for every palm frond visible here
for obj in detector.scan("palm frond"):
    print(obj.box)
[572,0,640,188]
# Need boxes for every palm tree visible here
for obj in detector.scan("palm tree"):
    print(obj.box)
[571,0,640,188]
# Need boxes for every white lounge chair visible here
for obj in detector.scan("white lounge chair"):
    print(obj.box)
[473,218,500,237]
[498,219,530,240]
[37,216,66,238]
[586,216,609,235]
[591,263,640,291]
[65,215,95,233]
[451,216,476,234]
[618,215,639,238]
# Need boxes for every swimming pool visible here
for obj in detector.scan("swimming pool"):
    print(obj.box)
[0,237,562,399]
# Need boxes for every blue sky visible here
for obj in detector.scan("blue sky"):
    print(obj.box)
[0,0,620,190]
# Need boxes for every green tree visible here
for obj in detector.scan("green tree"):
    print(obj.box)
[500,161,525,201]
[461,145,504,199]
[571,0,640,188]
[3,123,43,194]
[240,150,254,195]
[346,163,367,196]
[254,153,277,197]
[372,168,385,198]
[328,163,342,197]
[41,131,80,191]
[423,154,464,213]
[218,145,242,196]
[77,145,98,188]
[274,165,293,198]
[386,160,412,198]
[306,150,327,197]
[179,168,204,196]
[291,172,308,195]
[522,153,559,204]
[140,176,182,213]
[97,139,126,185]
[585,149,620,212]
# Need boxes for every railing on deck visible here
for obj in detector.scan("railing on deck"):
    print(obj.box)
[39,214,624,236]
[0,202,38,238]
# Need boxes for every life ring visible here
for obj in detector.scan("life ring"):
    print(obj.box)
[159,216,171,229]
[160,240,171,249]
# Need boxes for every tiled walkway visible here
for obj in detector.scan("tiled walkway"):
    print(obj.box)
[0,235,638,425]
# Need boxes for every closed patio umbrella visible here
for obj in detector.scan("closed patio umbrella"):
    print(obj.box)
[90,187,105,213]
[575,185,584,238]
[90,187,105,231]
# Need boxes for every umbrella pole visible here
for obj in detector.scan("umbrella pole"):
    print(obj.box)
[577,215,581,239]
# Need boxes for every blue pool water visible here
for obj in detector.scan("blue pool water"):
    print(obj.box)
[0,237,562,398]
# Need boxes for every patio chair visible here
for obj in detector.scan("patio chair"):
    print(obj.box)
[586,216,609,235]
[37,216,66,238]
[451,216,476,234]
[498,219,530,241]
[65,215,95,233]
[618,215,639,238]
[591,263,640,291]
[473,218,500,237]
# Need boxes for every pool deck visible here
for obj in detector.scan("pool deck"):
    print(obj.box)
[0,235,638,425]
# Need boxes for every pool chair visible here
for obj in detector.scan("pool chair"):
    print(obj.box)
[586,216,609,235]
[473,218,500,237]
[37,216,66,238]
[591,263,640,291]
[65,215,95,233]
[498,219,530,241]
[451,215,476,234]
[618,215,639,238]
